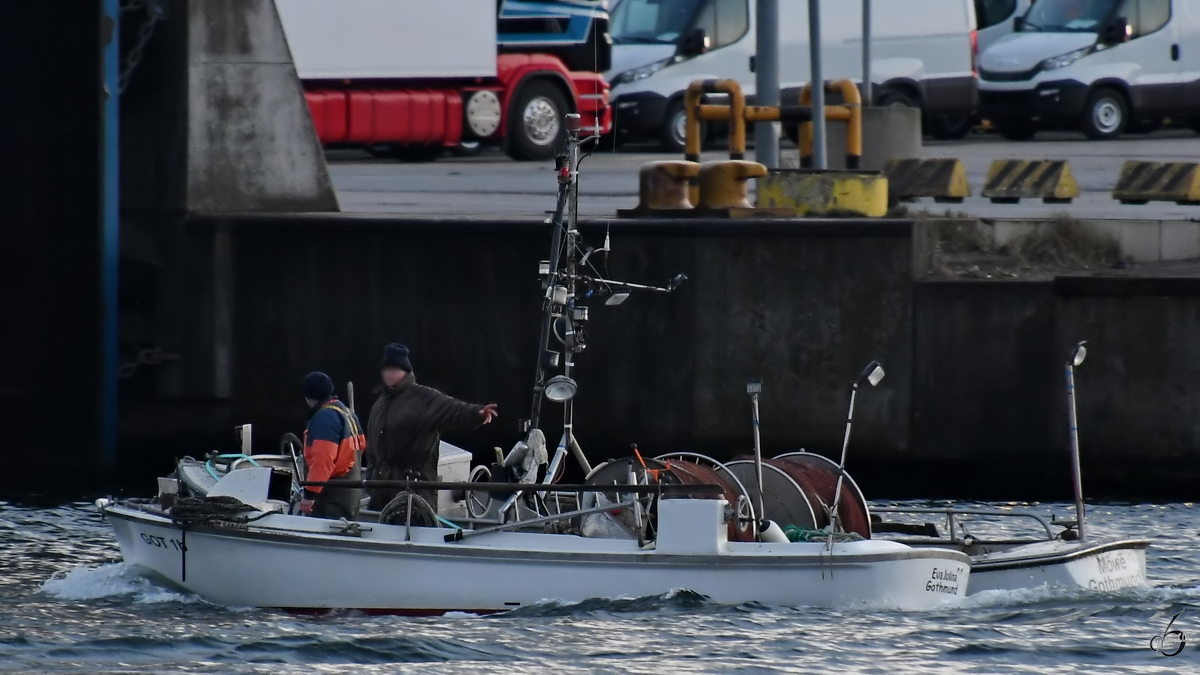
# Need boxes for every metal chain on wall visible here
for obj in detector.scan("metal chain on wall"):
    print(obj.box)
[118,0,164,94]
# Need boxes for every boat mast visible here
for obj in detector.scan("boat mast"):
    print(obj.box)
[525,120,577,433]
[562,114,582,469]
[523,113,683,482]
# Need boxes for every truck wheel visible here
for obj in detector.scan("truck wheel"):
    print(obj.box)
[995,118,1038,141]
[876,88,919,109]
[394,145,445,162]
[507,80,569,161]
[1080,88,1128,140]
[658,100,700,153]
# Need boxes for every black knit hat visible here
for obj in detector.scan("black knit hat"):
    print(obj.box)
[303,371,334,401]
[381,343,412,372]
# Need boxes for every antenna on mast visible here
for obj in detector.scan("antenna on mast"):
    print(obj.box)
[519,112,688,488]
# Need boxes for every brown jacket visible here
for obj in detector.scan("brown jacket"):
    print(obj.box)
[365,374,482,509]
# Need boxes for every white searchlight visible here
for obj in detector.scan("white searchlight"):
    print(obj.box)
[1071,341,1087,367]
[544,375,578,403]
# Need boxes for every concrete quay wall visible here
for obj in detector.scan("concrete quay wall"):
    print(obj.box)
[146,214,1200,500]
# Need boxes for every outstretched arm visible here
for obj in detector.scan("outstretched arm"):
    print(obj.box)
[426,390,496,434]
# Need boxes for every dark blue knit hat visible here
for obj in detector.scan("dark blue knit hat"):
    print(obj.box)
[303,371,334,401]
[381,343,412,372]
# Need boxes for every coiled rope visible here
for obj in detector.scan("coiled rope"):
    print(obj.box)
[203,454,260,481]
[171,495,270,530]
[783,524,865,543]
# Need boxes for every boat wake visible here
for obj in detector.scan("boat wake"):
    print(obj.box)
[959,580,1200,610]
[41,562,196,605]
[499,588,714,618]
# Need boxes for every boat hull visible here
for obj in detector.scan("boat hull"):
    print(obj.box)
[968,539,1149,594]
[106,505,971,612]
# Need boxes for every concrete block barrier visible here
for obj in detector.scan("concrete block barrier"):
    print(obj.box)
[981,160,1077,204]
[757,170,889,217]
[884,158,970,204]
[1113,161,1200,205]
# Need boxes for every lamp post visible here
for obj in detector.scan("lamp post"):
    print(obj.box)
[1065,341,1088,541]
[828,361,885,532]
[747,378,765,529]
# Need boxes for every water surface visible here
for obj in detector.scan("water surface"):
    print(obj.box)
[3,501,1197,674]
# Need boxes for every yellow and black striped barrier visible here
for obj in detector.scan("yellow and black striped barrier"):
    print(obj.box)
[981,159,1077,204]
[883,158,971,204]
[1113,161,1200,205]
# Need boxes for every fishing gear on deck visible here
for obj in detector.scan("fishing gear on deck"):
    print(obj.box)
[170,495,270,530]
[301,479,725,496]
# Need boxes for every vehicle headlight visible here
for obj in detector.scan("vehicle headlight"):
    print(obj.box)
[612,59,671,85]
[1040,46,1092,71]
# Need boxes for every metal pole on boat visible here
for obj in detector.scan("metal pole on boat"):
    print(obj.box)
[562,113,583,477]
[828,361,884,531]
[747,379,765,527]
[1066,341,1088,541]
[347,381,355,414]
[526,126,574,433]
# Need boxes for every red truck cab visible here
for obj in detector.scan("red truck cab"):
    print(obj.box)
[278,0,612,161]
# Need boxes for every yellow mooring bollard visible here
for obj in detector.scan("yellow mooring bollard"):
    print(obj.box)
[617,161,701,217]
[698,160,768,210]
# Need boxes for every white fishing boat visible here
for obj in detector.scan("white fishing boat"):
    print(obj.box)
[98,470,970,613]
[871,342,1150,594]
[95,114,975,614]
[872,506,1148,594]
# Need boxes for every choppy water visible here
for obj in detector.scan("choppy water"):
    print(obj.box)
[2,501,1197,674]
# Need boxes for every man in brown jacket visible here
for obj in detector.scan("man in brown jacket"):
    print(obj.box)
[365,343,498,510]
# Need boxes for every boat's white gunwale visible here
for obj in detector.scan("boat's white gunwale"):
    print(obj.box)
[970,539,1150,572]
[106,503,971,567]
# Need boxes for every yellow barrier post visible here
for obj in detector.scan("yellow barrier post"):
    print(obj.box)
[685,79,746,163]
[798,80,862,169]
[669,77,885,218]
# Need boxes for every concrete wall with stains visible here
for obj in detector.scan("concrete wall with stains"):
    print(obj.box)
[176,217,1197,498]
[120,0,336,214]
[185,0,336,212]
[201,217,914,484]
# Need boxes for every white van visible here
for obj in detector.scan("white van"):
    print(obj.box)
[606,0,979,150]
[979,0,1200,140]
[977,0,1034,54]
